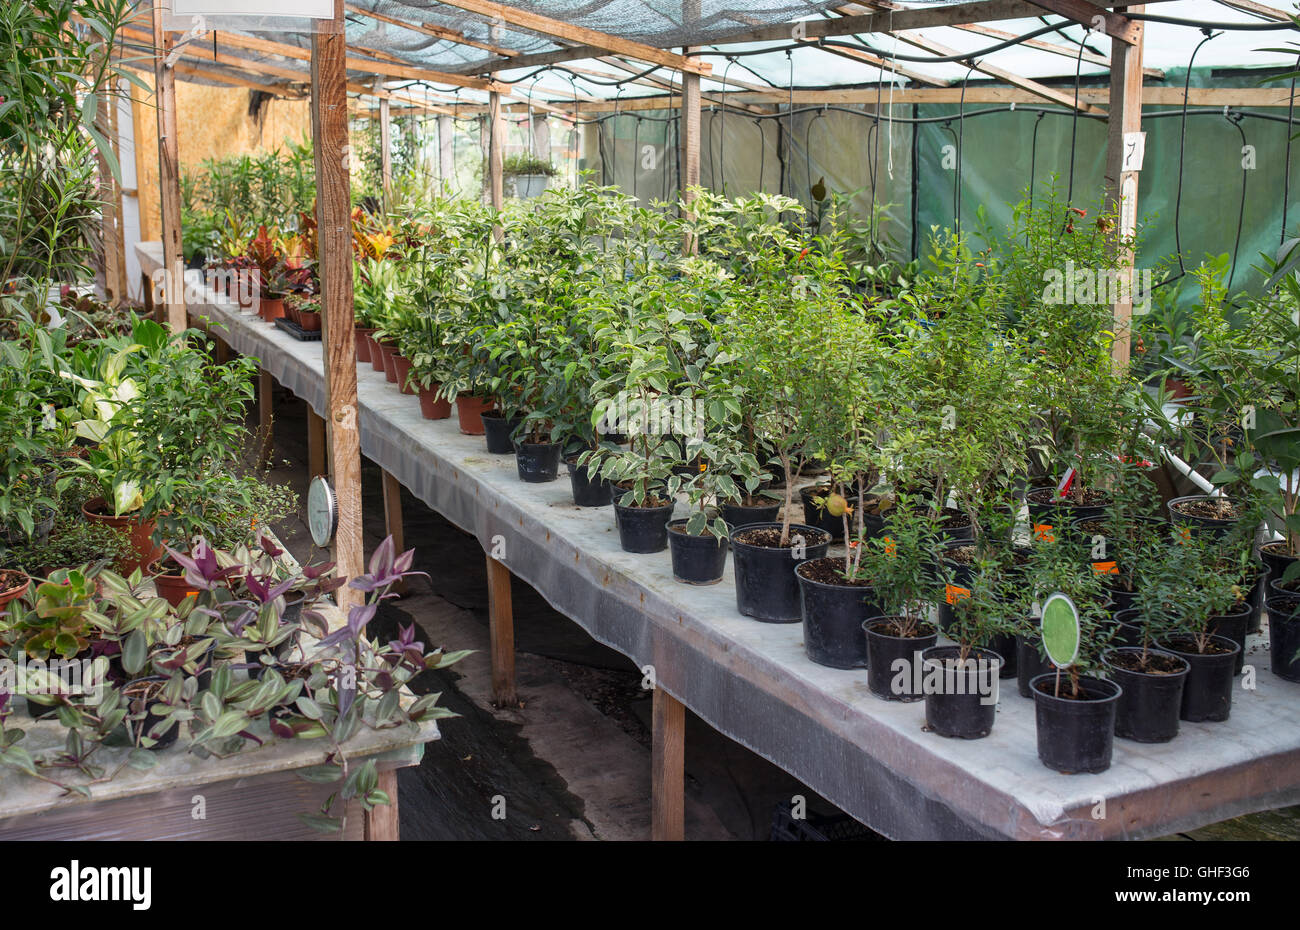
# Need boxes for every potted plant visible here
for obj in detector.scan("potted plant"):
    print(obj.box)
[921,558,1016,739]
[859,506,944,701]
[503,152,558,199]
[666,426,761,586]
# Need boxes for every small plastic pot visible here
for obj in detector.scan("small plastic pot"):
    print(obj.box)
[612,494,674,554]
[455,396,493,435]
[1104,646,1190,743]
[795,558,881,669]
[124,677,180,750]
[1206,602,1251,676]
[982,631,1017,680]
[667,521,728,585]
[864,617,938,702]
[298,311,321,333]
[353,328,373,364]
[1159,634,1241,722]
[515,441,562,483]
[1031,673,1121,774]
[1026,489,1110,542]
[153,567,200,608]
[379,342,400,383]
[391,354,417,395]
[418,385,451,420]
[730,523,831,623]
[920,646,1001,739]
[1111,608,1146,648]
[1266,596,1300,682]
[481,411,523,454]
[1166,495,1243,539]
[719,499,781,530]
[366,332,386,372]
[566,458,612,507]
[1016,634,1052,699]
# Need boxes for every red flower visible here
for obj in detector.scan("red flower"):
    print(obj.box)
[1070,207,1087,217]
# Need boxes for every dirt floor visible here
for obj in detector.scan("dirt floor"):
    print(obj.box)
[255,384,1299,842]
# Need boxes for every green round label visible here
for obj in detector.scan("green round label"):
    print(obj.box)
[1041,593,1080,669]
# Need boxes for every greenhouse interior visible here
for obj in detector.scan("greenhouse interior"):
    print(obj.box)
[2,0,1300,864]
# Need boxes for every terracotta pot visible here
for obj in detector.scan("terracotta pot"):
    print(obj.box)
[152,566,199,608]
[0,569,30,611]
[418,384,451,420]
[392,354,416,394]
[284,304,300,326]
[260,296,285,322]
[82,498,162,577]
[380,342,399,383]
[455,395,493,435]
[354,328,374,364]
[298,311,322,332]
[366,332,386,372]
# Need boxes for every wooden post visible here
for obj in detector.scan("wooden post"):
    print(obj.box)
[1104,5,1145,369]
[307,407,327,479]
[485,554,517,707]
[95,89,124,302]
[437,113,454,187]
[362,770,401,841]
[381,470,406,594]
[487,91,505,211]
[651,688,685,841]
[378,95,393,212]
[312,0,365,615]
[679,47,701,255]
[258,369,274,468]
[151,1,186,334]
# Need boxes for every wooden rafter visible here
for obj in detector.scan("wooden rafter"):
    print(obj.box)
[173,61,303,97]
[805,38,947,87]
[892,31,1105,113]
[1212,0,1296,20]
[344,3,519,58]
[121,26,311,84]
[428,0,711,75]
[1019,0,1141,44]
[952,23,1164,79]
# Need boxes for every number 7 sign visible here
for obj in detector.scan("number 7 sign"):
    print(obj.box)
[1122,131,1146,172]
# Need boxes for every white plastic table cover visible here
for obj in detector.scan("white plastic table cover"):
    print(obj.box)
[138,243,1300,840]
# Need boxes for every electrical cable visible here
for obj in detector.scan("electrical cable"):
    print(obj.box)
[955,62,977,238]
[1173,31,1222,280]
[1065,33,1089,207]
[1284,58,1298,244]
[1028,110,1047,246]
[1225,110,1250,290]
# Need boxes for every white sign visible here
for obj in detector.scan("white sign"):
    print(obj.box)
[1121,131,1146,172]
[172,0,333,16]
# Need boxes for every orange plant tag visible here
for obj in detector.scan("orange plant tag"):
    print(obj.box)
[1033,523,1055,543]
[1091,561,1118,575]
[945,584,971,605]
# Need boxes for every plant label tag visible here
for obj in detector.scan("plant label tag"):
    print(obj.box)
[1091,561,1119,575]
[1033,523,1055,543]
[1122,132,1147,172]
[945,584,971,605]
[883,536,896,558]
[1041,593,1080,669]
[1056,467,1077,498]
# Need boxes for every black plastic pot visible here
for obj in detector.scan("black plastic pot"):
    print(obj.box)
[1260,543,1299,592]
[720,499,781,529]
[1067,513,1164,556]
[612,496,674,554]
[1206,603,1251,676]
[1242,565,1267,635]
[1031,673,1121,774]
[1159,634,1241,723]
[1269,575,1300,604]
[667,521,728,585]
[920,645,1001,739]
[730,523,831,623]
[1103,582,1139,617]
[937,510,975,543]
[1026,490,1110,542]
[1016,634,1052,698]
[1266,596,1300,682]
[1111,608,1146,648]
[481,411,523,454]
[796,559,881,669]
[936,542,977,632]
[1166,495,1243,539]
[863,617,938,701]
[798,486,845,540]
[1105,646,1190,743]
[982,632,1017,680]
[515,441,562,483]
[566,457,612,507]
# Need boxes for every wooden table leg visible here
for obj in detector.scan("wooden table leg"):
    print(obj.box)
[486,554,518,708]
[381,469,406,594]
[258,369,274,468]
[364,769,401,841]
[651,688,685,841]
[141,271,155,321]
[307,406,327,479]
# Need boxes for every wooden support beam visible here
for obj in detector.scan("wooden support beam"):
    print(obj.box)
[378,95,393,211]
[172,61,302,97]
[313,1,365,614]
[363,770,401,840]
[438,114,454,184]
[681,49,702,253]
[893,31,1105,114]
[1213,0,1295,21]
[952,22,1163,77]
[122,26,311,84]
[803,38,947,87]
[1105,5,1145,369]
[307,406,327,479]
[151,3,186,335]
[430,0,711,75]
[188,27,508,93]
[345,2,520,58]
[485,554,517,707]
[95,87,125,302]
[1021,0,1141,44]
[651,688,685,841]
[380,469,406,595]
[488,90,505,211]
